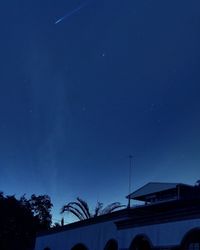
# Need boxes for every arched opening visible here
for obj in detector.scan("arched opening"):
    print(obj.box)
[71,243,88,250]
[129,235,152,250]
[104,239,118,250]
[181,228,200,250]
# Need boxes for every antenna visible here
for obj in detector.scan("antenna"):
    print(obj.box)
[128,155,133,208]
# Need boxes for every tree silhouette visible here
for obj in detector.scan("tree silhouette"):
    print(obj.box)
[29,194,52,230]
[61,197,125,221]
[0,192,53,250]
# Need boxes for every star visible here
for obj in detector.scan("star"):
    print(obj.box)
[82,106,86,112]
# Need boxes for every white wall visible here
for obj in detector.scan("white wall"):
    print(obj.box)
[118,218,200,248]
[35,218,200,250]
[35,220,117,250]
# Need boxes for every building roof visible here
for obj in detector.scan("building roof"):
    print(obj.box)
[127,182,192,200]
[37,181,199,237]
[116,198,200,230]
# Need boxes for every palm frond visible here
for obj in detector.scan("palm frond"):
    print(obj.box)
[76,197,91,219]
[101,202,125,214]
[61,203,85,220]
[94,202,103,217]
[61,197,125,222]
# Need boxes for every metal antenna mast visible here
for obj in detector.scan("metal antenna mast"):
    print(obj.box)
[128,154,133,208]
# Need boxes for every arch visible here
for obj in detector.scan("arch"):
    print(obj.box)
[71,243,88,250]
[181,228,200,250]
[129,234,152,250]
[104,239,118,250]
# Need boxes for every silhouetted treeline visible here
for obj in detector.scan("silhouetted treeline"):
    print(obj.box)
[0,192,53,250]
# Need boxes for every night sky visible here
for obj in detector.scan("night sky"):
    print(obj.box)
[0,0,200,223]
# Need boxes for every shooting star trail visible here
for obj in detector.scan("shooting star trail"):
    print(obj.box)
[55,1,89,24]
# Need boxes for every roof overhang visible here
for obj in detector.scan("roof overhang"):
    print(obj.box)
[126,182,192,201]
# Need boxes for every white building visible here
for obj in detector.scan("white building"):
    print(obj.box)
[35,182,200,250]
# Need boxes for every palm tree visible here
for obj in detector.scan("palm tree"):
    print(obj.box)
[61,197,125,221]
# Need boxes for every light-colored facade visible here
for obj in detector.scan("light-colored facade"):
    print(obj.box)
[35,182,200,250]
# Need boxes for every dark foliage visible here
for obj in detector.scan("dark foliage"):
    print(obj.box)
[61,197,125,221]
[0,192,53,250]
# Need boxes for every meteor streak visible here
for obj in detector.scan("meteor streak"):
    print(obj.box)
[55,1,89,24]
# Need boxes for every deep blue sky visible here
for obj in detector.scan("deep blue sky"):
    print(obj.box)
[0,0,200,223]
